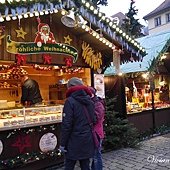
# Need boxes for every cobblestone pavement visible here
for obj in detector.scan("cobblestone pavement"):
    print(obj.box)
[48,133,170,170]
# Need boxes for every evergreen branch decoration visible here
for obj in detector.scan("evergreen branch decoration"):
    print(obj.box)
[103,97,140,150]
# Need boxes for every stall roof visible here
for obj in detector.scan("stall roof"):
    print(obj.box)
[105,31,170,75]
[0,0,146,63]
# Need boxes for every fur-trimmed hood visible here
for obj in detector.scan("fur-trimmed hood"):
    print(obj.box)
[66,85,92,98]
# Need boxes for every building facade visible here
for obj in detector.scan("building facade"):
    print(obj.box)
[143,0,170,35]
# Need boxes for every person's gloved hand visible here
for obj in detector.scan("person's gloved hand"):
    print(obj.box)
[59,146,67,153]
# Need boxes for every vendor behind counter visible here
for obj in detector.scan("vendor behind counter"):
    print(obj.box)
[20,74,43,106]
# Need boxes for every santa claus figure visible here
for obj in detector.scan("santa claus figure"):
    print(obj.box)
[34,23,56,47]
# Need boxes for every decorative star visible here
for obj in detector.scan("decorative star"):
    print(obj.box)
[15,27,27,39]
[11,135,32,153]
[64,35,72,45]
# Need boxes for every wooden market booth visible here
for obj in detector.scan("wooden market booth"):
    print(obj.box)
[0,0,145,169]
[105,31,170,133]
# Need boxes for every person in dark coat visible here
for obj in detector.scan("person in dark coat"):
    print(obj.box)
[20,74,42,106]
[60,77,95,170]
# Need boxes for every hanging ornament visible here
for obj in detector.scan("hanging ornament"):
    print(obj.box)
[15,27,27,39]
[82,41,102,70]
[64,57,73,67]
[0,26,5,45]
[15,54,26,65]
[64,35,72,45]
[43,54,52,65]
[130,53,134,61]
[34,22,56,47]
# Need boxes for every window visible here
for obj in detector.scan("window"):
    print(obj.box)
[154,17,161,27]
[166,13,170,23]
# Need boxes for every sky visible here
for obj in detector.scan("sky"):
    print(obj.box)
[99,0,165,26]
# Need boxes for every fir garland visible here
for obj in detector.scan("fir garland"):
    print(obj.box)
[0,149,63,169]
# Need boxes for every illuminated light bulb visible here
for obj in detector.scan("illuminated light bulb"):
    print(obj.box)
[98,12,102,17]
[161,54,167,60]
[24,13,28,18]
[85,2,90,8]
[99,37,103,41]
[106,18,110,23]
[142,48,145,52]
[119,29,123,34]
[139,47,143,50]
[12,16,17,20]
[109,22,113,27]
[102,39,106,43]
[128,37,132,41]
[90,6,94,11]
[126,35,129,39]
[39,11,44,15]
[101,16,106,20]
[18,15,23,19]
[1,0,5,4]
[85,27,89,32]
[54,9,58,13]
[82,0,85,4]
[122,33,126,37]
[96,34,100,39]
[116,27,120,32]
[134,42,137,46]
[50,10,54,14]
[137,44,140,48]
[131,40,134,44]
[142,73,148,79]
[61,9,66,15]
[81,24,86,29]
[45,10,49,15]
[94,9,98,14]
[6,15,11,21]
[0,16,4,22]
[109,43,112,48]
[92,32,96,36]
[118,72,123,76]
[30,13,34,17]
[34,11,39,16]
[112,24,116,29]
[106,41,109,46]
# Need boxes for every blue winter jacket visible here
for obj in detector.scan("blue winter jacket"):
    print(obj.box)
[60,85,95,160]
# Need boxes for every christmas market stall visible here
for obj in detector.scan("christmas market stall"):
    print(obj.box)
[105,31,170,132]
[0,0,146,169]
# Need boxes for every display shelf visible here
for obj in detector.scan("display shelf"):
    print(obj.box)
[0,105,63,130]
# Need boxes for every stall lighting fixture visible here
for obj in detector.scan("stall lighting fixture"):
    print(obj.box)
[6,15,11,21]
[40,11,44,16]
[24,13,28,18]
[81,0,145,53]
[118,72,123,76]
[161,54,167,60]
[142,73,149,79]
[29,13,34,17]
[34,11,39,16]
[81,24,115,49]
[0,0,145,53]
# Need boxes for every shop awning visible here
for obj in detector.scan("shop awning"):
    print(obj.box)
[0,0,146,63]
[104,31,170,75]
